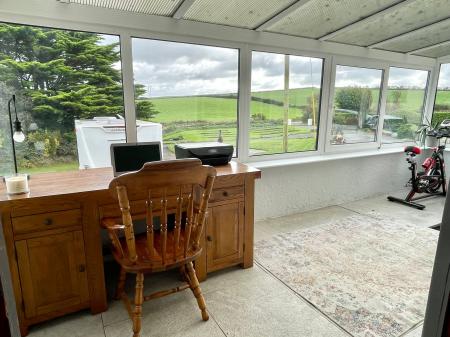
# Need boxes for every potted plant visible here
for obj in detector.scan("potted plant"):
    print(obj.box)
[416,117,438,148]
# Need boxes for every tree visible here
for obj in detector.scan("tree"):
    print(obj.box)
[390,89,403,107]
[0,23,150,132]
[335,87,373,113]
[335,87,373,128]
[134,84,159,120]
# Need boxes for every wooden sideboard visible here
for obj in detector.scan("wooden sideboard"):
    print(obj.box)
[0,162,260,336]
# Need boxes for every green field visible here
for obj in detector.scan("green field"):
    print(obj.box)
[14,87,450,174]
[142,87,450,157]
[436,90,450,106]
[148,95,304,123]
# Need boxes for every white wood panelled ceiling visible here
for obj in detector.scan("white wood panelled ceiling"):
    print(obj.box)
[58,0,450,58]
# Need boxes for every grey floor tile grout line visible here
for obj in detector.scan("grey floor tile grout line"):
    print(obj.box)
[254,261,354,337]
[206,308,228,337]
[398,320,424,337]
[335,204,367,216]
[100,312,108,337]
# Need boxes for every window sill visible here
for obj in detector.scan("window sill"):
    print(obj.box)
[245,147,405,169]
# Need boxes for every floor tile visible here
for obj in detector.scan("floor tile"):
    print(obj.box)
[255,205,357,241]
[102,269,186,327]
[403,324,423,337]
[104,291,225,337]
[339,192,445,228]
[28,311,105,337]
[201,264,293,298]
[27,192,443,337]
[206,273,350,337]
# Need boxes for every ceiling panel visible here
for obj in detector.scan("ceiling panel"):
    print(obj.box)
[266,0,401,39]
[183,0,297,29]
[68,0,182,16]
[378,19,450,53]
[413,42,450,58]
[330,0,450,47]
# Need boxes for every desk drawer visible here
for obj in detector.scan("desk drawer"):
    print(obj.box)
[210,186,244,203]
[12,209,82,235]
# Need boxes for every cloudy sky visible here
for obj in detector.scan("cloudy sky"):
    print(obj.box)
[438,63,450,89]
[100,35,450,96]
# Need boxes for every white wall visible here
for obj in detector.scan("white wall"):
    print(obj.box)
[254,152,410,220]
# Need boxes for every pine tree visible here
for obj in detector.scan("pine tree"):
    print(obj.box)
[0,23,158,132]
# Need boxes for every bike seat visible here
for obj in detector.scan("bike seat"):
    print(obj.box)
[404,146,421,155]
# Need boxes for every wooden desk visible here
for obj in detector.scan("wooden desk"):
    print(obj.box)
[0,162,260,336]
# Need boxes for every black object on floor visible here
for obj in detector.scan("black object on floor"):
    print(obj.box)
[0,291,11,337]
[430,223,441,231]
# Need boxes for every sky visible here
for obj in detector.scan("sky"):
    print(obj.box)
[100,35,450,96]
[438,63,450,89]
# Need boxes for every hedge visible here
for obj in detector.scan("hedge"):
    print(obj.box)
[333,112,358,125]
[432,112,450,127]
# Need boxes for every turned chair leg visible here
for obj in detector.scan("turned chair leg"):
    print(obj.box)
[115,267,126,300]
[185,262,209,321]
[132,273,144,337]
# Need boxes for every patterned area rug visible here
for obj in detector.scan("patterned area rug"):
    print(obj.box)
[255,214,439,337]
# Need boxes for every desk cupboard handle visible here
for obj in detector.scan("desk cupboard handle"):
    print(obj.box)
[79,264,86,273]
[206,235,213,242]
[222,191,229,197]
[43,218,53,226]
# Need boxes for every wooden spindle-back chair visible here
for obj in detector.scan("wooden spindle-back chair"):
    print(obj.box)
[101,159,216,337]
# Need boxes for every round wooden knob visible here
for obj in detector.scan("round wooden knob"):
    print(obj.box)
[44,218,53,226]
[206,235,213,242]
[222,191,229,197]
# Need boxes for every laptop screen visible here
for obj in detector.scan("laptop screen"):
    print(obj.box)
[111,142,162,176]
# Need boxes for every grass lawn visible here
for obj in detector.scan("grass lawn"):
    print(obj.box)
[146,93,304,123]
[21,161,79,174]
[436,90,450,106]
[18,88,450,173]
[250,137,317,154]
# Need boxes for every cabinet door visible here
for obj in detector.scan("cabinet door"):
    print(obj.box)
[15,231,89,319]
[206,201,244,272]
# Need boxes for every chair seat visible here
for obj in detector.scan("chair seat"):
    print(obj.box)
[112,230,202,273]
[404,146,421,154]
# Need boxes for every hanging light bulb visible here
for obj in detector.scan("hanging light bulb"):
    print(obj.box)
[13,130,25,143]
[13,119,25,143]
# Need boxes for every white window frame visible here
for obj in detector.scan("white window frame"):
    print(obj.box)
[127,34,242,158]
[0,0,440,167]
[381,65,432,145]
[430,61,450,121]
[325,56,389,153]
[242,46,329,163]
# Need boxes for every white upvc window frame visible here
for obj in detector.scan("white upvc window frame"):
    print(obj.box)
[324,56,389,154]
[380,61,436,149]
[125,33,243,157]
[241,45,330,163]
[429,60,450,119]
[0,0,441,167]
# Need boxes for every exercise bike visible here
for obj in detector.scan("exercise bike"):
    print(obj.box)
[387,123,450,210]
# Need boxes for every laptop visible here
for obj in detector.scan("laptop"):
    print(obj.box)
[110,142,162,176]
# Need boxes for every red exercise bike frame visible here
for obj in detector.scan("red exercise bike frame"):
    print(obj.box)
[387,136,447,210]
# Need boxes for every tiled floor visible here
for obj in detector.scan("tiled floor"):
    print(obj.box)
[28,191,445,337]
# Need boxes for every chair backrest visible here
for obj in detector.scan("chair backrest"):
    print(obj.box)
[107,158,216,266]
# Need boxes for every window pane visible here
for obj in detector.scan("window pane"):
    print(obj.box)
[132,38,239,160]
[0,23,125,173]
[433,64,450,126]
[331,65,383,145]
[0,86,14,176]
[250,52,323,156]
[383,67,429,143]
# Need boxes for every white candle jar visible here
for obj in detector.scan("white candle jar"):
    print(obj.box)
[4,174,29,195]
